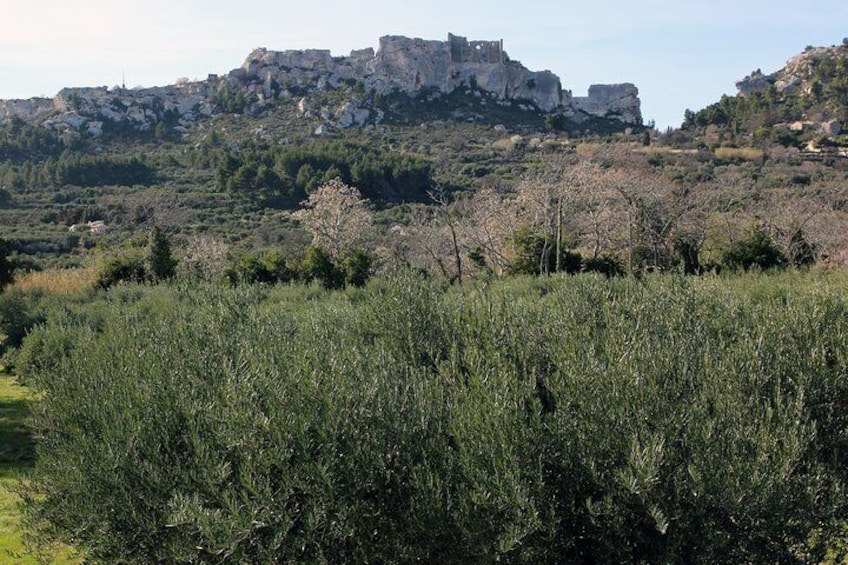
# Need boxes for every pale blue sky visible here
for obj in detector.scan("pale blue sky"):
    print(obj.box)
[1,0,846,129]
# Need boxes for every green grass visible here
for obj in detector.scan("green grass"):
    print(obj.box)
[0,374,80,564]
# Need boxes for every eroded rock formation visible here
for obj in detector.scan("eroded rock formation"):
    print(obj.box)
[0,33,642,136]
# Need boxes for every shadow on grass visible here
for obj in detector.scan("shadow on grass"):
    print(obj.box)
[0,385,35,479]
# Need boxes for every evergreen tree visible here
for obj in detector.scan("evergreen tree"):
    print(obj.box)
[0,238,15,290]
[147,228,177,282]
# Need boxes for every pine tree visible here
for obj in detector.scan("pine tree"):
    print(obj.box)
[0,238,15,290]
[147,228,177,282]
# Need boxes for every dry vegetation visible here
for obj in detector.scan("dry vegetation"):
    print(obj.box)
[10,267,98,295]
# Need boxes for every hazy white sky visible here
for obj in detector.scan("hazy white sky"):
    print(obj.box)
[1,0,847,129]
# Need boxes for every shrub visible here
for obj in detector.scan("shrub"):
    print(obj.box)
[723,225,787,271]
[582,252,625,276]
[13,316,85,383]
[340,249,373,288]
[19,274,848,563]
[234,251,294,285]
[509,226,583,275]
[0,237,16,290]
[95,254,147,289]
[0,288,45,352]
[301,246,343,289]
[786,229,816,267]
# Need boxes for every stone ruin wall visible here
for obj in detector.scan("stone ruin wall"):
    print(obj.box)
[448,33,504,64]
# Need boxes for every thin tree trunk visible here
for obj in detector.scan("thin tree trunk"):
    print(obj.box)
[447,219,462,285]
[555,198,563,273]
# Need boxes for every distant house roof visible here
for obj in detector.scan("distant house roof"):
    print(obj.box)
[69,220,108,234]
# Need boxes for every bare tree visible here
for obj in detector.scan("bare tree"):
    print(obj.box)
[462,187,522,276]
[516,156,623,273]
[178,235,230,281]
[292,178,373,259]
[401,204,463,281]
[428,185,464,284]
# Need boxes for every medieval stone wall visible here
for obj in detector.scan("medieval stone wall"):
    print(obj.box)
[448,33,504,64]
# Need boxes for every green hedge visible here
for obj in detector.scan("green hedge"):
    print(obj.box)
[20,273,848,563]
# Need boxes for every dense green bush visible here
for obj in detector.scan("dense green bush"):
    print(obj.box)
[508,226,621,276]
[508,226,582,276]
[0,288,46,352]
[300,246,344,290]
[339,249,373,288]
[723,225,787,271]
[96,229,178,288]
[232,251,295,285]
[95,254,147,288]
[227,247,373,290]
[20,272,848,563]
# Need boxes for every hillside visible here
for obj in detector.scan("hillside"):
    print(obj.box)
[2,35,848,280]
[684,39,848,149]
[0,33,649,268]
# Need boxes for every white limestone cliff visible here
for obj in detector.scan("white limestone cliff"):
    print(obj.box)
[0,33,642,134]
[573,84,641,124]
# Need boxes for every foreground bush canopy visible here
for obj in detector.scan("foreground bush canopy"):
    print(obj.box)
[18,273,848,563]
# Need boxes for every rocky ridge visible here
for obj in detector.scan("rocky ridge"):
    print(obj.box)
[0,33,642,139]
[736,43,848,97]
[730,42,848,139]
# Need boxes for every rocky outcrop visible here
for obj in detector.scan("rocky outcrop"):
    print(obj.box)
[736,69,773,97]
[0,32,642,136]
[0,80,215,139]
[736,44,848,98]
[732,42,847,137]
[0,97,54,122]
[573,84,641,124]
[239,33,618,116]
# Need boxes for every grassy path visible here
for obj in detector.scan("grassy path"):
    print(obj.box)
[0,374,80,564]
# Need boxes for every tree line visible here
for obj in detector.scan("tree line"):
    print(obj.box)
[212,140,433,205]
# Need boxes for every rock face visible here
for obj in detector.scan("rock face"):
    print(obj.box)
[0,33,642,135]
[0,97,54,121]
[573,84,641,123]
[239,33,638,121]
[239,34,568,112]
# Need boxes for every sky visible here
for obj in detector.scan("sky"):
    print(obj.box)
[1,0,847,130]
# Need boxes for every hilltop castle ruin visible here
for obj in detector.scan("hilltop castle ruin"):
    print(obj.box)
[0,33,642,135]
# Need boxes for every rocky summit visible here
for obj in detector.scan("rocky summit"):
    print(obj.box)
[0,33,642,138]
